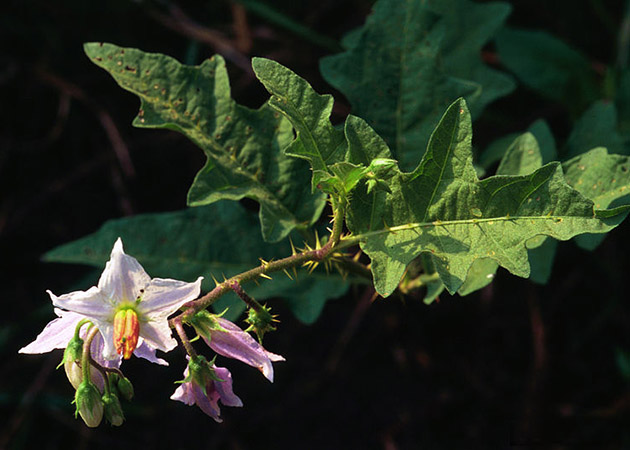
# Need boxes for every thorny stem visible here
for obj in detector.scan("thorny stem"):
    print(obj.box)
[171,197,349,324]
[174,317,197,359]
[229,280,263,312]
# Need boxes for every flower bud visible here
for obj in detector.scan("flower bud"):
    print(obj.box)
[61,337,105,392]
[102,393,125,426]
[116,376,134,401]
[74,381,104,427]
[245,305,277,342]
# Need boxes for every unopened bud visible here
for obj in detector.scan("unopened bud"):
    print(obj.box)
[102,393,125,426]
[74,381,104,427]
[62,337,104,391]
[117,376,134,401]
[245,305,277,342]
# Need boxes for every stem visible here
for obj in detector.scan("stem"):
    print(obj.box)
[74,318,91,340]
[174,317,197,359]
[81,327,99,381]
[229,280,263,312]
[81,326,110,395]
[173,197,348,323]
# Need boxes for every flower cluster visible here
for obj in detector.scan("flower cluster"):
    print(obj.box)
[19,238,283,426]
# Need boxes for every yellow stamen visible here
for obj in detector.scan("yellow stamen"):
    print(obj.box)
[113,309,140,359]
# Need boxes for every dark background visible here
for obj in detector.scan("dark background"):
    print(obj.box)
[2,1,629,448]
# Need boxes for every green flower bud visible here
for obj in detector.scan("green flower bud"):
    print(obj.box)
[102,393,125,426]
[116,376,134,401]
[245,305,277,342]
[62,337,105,392]
[74,381,104,428]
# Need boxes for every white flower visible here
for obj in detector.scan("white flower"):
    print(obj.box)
[20,238,202,363]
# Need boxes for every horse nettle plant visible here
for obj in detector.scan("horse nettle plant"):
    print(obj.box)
[19,0,630,426]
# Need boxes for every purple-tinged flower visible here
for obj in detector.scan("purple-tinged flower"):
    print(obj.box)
[191,312,284,382]
[170,360,242,422]
[20,238,202,364]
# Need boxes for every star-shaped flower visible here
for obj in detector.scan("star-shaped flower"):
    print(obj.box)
[20,238,202,363]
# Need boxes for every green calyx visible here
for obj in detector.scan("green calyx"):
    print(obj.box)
[184,355,223,396]
[189,310,228,341]
[60,335,84,369]
[245,304,277,342]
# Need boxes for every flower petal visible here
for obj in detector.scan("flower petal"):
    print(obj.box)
[87,317,119,360]
[138,277,202,317]
[49,287,111,320]
[134,340,169,366]
[213,367,243,407]
[171,382,195,406]
[98,238,151,304]
[19,309,83,354]
[139,319,178,354]
[192,382,222,421]
[204,318,284,382]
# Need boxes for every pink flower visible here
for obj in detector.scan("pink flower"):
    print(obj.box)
[191,312,284,382]
[170,362,242,422]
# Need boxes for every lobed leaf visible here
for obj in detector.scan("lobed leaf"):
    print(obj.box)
[345,99,629,296]
[84,42,325,243]
[44,202,348,324]
[252,57,346,190]
[320,0,514,171]
[563,147,630,250]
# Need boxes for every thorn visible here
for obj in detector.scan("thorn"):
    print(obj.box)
[314,231,322,250]
[259,273,272,280]
[289,237,297,256]
[292,266,298,279]
[283,269,294,280]
[352,250,362,262]
[211,274,220,287]
[326,227,333,234]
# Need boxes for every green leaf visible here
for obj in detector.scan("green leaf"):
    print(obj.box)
[496,132,542,176]
[320,0,514,171]
[84,42,325,243]
[469,131,557,289]
[495,27,599,111]
[563,147,630,250]
[526,238,557,284]
[457,258,498,296]
[44,202,348,324]
[479,119,556,170]
[566,101,625,158]
[345,99,629,296]
[251,57,346,189]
